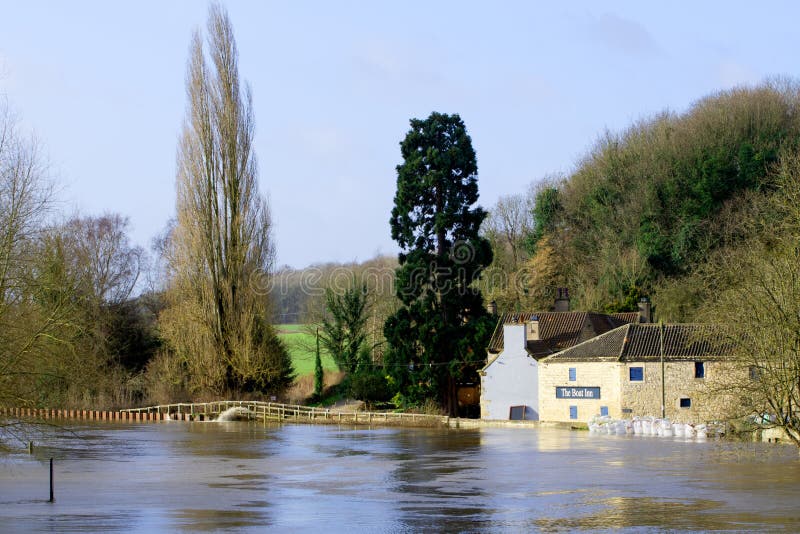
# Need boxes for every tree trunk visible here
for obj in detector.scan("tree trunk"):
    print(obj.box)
[446,375,458,417]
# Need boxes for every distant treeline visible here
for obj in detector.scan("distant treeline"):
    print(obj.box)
[269,256,400,363]
[270,256,398,324]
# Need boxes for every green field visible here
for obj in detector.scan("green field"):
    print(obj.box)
[276,324,339,376]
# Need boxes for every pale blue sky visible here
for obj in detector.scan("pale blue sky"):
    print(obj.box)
[1,2,798,268]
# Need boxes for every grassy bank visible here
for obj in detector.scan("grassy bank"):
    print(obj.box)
[276,324,338,376]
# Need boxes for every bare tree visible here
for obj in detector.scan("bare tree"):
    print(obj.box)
[60,214,143,306]
[0,101,60,408]
[159,5,292,396]
[482,193,535,311]
[483,193,531,272]
[700,153,800,447]
[703,241,800,446]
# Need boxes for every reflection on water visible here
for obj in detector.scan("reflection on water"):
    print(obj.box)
[1,420,799,532]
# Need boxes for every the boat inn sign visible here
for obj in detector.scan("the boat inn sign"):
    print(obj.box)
[555,387,601,399]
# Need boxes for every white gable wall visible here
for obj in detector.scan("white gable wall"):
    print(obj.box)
[480,324,539,420]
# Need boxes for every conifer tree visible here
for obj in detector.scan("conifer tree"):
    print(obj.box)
[384,112,493,416]
[319,284,369,374]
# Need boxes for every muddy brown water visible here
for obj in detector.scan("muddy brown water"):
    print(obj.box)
[1,421,799,532]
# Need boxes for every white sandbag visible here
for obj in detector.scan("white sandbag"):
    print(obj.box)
[642,419,653,435]
[616,421,627,435]
[672,423,685,438]
[633,419,643,435]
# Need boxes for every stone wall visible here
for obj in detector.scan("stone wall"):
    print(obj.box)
[538,360,746,424]
[538,361,622,423]
[619,361,744,423]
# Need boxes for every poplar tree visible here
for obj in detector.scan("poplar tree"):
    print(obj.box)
[313,328,323,401]
[160,5,292,395]
[384,112,493,416]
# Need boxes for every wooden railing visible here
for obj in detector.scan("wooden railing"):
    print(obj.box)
[119,400,449,427]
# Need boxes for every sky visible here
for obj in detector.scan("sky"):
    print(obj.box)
[1,1,799,269]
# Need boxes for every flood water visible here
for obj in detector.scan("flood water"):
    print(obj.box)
[1,421,799,532]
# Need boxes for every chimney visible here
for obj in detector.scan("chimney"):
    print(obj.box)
[554,287,570,312]
[526,315,540,341]
[487,300,497,316]
[503,322,527,351]
[637,297,652,323]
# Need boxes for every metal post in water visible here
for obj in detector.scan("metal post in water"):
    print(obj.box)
[49,458,54,503]
[660,321,666,419]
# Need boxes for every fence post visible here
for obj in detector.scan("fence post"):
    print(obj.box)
[49,458,54,503]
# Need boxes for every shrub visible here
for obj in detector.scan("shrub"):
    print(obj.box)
[347,371,392,403]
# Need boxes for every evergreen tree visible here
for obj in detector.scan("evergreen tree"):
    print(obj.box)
[319,283,370,374]
[384,112,493,416]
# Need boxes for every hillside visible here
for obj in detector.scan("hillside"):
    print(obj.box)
[520,81,800,319]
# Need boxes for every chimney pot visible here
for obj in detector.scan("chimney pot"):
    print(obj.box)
[526,315,540,341]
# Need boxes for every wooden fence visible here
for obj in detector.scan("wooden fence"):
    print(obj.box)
[120,400,450,427]
[0,407,165,421]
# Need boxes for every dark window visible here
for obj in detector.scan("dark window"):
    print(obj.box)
[679,398,691,408]
[509,405,526,420]
[600,406,609,417]
[629,367,644,381]
[694,361,705,379]
[569,406,578,420]
[568,367,576,381]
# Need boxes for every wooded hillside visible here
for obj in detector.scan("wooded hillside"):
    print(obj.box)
[484,81,800,320]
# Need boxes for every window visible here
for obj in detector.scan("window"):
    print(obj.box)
[509,406,526,420]
[569,406,578,420]
[694,361,705,379]
[629,367,644,381]
[568,367,577,381]
[600,406,609,417]
[679,398,691,408]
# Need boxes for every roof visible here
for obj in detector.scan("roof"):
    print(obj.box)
[486,311,638,358]
[543,323,731,363]
[608,312,640,324]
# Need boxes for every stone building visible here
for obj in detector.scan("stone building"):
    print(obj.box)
[538,323,738,424]
[479,309,639,420]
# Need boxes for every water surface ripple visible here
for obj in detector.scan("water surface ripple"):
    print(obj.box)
[1,421,798,532]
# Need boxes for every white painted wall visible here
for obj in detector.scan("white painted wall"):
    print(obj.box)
[480,324,539,420]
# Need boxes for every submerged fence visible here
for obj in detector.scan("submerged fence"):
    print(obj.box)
[0,401,448,427]
[0,407,166,421]
[120,400,449,427]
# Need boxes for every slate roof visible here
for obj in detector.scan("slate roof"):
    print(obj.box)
[486,311,638,358]
[543,323,731,363]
